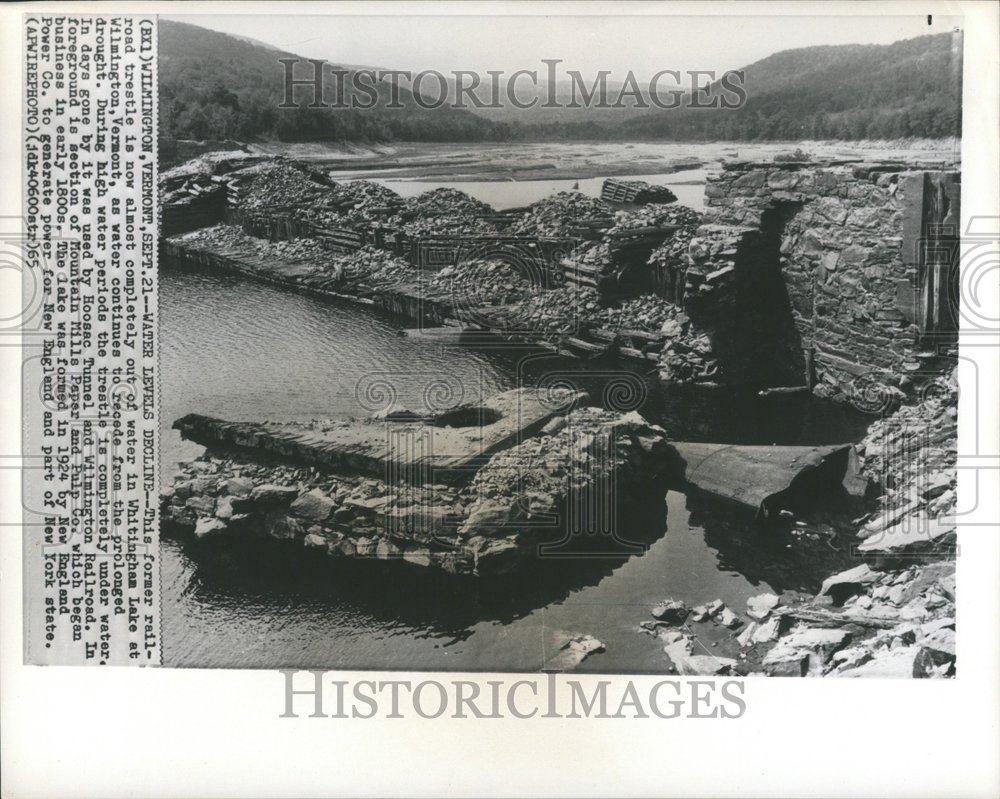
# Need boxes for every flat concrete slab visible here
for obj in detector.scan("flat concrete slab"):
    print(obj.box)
[174,387,586,484]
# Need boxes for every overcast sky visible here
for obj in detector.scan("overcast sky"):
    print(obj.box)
[167,13,962,79]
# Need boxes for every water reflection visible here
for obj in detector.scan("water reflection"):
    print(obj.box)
[160,265,871,669]
[686,493,858,595]
[165,478,671,638]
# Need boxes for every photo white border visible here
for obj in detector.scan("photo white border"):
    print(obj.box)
[1,2,997,797]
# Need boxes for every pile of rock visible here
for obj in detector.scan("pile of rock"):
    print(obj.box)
[229,161,334,211]
[334,246,416,289]
[508,286,603,342]
[428,259,537,307]
[658,327,720,385]
[746,372,957,677]
[400,188,494,219]
[608,203,701,236]
[162,400,671,578]
[320,180,405,223]
[595,294,679,334]
[174,224,333,263]
[455,406,670,571]
[161,452,471,573]
[748,559,956,677]
[638,551,954,678]
[511,191,612,237]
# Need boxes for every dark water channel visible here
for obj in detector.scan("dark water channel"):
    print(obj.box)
[160,264,871,670]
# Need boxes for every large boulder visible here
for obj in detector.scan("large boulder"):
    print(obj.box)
[819,564,880,604]
[651,599,689,625]
[746,593,781,621]
[249,483,299,506]
[290,489,338,522]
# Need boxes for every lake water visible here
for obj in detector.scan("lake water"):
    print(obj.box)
[320,139,958,213]
[354,168,709,212]
[160,265,871,670]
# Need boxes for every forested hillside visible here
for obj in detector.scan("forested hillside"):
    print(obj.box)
[622,33,962,140]
[159,21,961,143]
[158,20,511,143]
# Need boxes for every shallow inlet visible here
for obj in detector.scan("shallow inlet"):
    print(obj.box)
[160,263,872,670]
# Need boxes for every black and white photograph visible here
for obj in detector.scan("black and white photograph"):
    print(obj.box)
[156,12,961,675]
[3,3,998,797]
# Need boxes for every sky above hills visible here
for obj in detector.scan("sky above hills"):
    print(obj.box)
[165,12,962,80]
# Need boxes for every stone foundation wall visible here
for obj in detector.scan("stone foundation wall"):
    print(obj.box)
[686,160,959,400]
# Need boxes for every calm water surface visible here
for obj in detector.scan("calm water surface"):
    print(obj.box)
[160,236,871,672]
[365,168,708,212]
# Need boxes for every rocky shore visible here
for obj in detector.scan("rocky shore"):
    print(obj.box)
[638,369,956,677]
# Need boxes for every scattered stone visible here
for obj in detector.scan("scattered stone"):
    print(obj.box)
[746,593,781,621]
[651,599,690,625]
[819,564,880,605]
[717,608,743,629]
[290,488,338,522]
[663,636,738,676]
[194,517,228,539]
[544,632,606,671]
[249,483,299,505]
[762,627,851,676]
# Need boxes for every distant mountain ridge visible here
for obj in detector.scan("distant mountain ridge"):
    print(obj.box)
[158,20,511,144]
[619,32,963,140]
[159,21,962,143]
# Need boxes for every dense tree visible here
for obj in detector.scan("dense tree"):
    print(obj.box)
[159,22,961,145]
